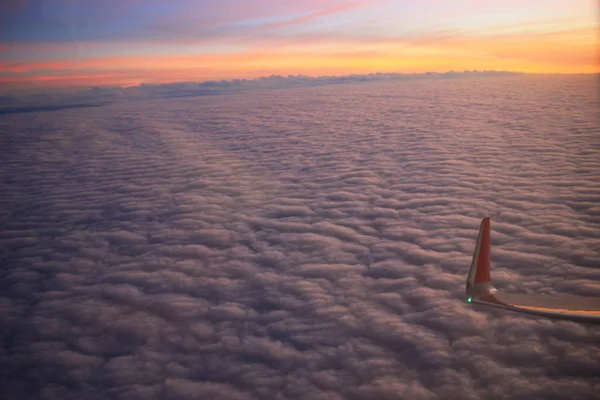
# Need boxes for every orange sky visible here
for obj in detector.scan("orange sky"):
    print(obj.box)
[0,0,598,89]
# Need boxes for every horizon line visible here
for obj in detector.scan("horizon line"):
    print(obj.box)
[3,69,597,94]
[121,69,598,86]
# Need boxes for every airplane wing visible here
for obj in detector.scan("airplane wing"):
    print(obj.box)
[466,217,600,323]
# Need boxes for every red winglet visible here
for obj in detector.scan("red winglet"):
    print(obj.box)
[474,217,491,284]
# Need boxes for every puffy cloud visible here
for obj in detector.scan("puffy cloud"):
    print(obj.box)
[1,73,599,399]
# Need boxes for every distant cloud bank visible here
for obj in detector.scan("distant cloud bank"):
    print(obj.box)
[0,70,524,114]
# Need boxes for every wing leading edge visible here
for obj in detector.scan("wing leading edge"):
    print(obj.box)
[466,217,600,323]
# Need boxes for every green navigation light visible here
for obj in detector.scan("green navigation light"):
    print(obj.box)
[467,297,472,303]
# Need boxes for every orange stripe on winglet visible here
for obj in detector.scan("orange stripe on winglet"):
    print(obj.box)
[475,217,491,284]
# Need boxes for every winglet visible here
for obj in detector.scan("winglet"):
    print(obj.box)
[464,217,600,322]
[466,217,493,298]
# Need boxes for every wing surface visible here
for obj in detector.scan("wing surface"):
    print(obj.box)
[466,217,600,323]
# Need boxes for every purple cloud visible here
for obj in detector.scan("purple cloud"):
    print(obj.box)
[1,72,599,399]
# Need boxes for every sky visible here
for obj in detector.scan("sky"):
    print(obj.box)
[1,74,599,399]
[0,0,598,88]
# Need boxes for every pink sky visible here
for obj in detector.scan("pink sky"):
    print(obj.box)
[0,0,597,89]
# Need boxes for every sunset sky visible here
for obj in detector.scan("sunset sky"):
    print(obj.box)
[0,0,598,88]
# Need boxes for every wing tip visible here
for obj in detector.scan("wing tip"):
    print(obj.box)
[474,216,491,284]
[466,216,493,299]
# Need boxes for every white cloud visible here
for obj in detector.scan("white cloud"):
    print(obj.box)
[1,73,599,399]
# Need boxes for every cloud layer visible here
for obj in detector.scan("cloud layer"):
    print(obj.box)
[1,74,599,399]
